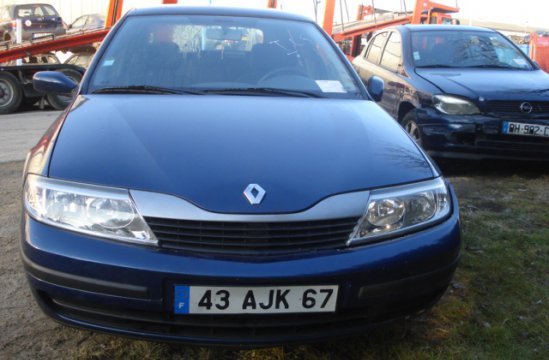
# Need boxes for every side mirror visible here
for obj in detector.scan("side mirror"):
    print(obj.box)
[367,76,384,102]
[33,71,78,94]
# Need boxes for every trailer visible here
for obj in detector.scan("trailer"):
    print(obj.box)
[0,25,109,114]
[0,61,85,114]
[324,0,460,60]
[0,0,200,114]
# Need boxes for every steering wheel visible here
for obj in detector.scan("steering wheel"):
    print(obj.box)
[258,67,308,84]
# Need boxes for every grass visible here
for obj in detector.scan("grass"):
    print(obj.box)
[71,163,549,360]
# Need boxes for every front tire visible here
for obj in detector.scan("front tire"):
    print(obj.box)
[46,69,82,110]
[402,111,423,146]
[0,72,23,114]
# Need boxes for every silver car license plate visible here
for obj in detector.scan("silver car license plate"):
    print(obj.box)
[174,285,338,314]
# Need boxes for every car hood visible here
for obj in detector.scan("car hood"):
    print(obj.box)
[415,68,549,101]
[48,95,433,214]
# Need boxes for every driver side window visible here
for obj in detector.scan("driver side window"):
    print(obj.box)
[366,32,388,65]
[380,32,402,72]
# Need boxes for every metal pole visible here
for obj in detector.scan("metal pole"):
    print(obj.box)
[322,0,336,35]
[15,19,22,65]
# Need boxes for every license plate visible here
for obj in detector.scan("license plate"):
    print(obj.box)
[503,121,549,137]
[33,33,52,38]
[174,285,338,314]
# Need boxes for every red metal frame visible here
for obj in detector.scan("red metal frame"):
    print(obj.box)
[106,0,124,28]
[333,16,413,42]
[327,0,459,58]
[322,0,336,36]
[0,0,182,63]
[530,32,549,73]
[411,0,458,24]
[349,4,373,56]
[0,0,460,64]
[0,29,109,63]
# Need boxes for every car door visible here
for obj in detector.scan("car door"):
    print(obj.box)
[70,16,87,31]
[353,31,402,115]
[353,31,388,83]
[377,31,405,117]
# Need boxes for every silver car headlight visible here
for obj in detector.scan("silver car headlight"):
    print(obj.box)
[24,174,157,245]
[349,177,451,245]
[433,95,479,115]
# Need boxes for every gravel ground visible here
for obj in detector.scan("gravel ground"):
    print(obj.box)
[0,161,66,359]
[0,110,61,163]
[0,110,86,359]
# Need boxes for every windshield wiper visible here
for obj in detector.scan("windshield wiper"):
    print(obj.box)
[463,64,521,69]
[92,85,202,95]
[198,87,324,98]
[416,64,457,69]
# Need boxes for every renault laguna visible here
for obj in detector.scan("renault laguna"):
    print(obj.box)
[22,7,460,346]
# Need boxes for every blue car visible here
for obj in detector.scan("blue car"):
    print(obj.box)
[22,7,460,347]
[352,25,549,161]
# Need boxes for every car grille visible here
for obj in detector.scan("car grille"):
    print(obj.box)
[145,216,360,255]
[43,287,447,345]
[487,101,549,115]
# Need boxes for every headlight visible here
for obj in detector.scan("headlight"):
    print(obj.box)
[348,177,451,245]
[24,174,157,245]
[433,95,479,115]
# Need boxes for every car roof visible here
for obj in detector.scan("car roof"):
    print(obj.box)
[397,25,496,33]
[5,3,51,11]
[13,3,53,7]
[128,6,313,23]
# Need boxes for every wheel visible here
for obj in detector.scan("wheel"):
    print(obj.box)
[3,32,12,42]
[46,69,82,110]
[0,72,23,114]
[402,111,423,146]
[258,67,308,84]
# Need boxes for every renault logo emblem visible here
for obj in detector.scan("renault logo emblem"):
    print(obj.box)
[520,102,533,114]
[243,184,266,205]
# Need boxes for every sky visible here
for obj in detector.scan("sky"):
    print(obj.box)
[172,0,549,28]
[1,0,547,29]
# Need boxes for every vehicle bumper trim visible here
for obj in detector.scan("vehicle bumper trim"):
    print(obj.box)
[21,252,149,299]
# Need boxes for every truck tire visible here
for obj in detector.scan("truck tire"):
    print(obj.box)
[46,69,83,110]
[0,72,23,114]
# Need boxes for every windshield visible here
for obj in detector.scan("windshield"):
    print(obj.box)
[411,30,533,70]
[88,15,362,99]
[15,4,58,18]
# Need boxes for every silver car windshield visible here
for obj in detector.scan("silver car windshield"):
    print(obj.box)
[412,30,534,70]
[88,15,362,99]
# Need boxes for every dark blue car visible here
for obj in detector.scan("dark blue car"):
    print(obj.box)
[22,7,460,346]
[352,25,549,161]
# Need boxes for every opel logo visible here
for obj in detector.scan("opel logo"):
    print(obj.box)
[243,184,266,205]
[520,102,533,114]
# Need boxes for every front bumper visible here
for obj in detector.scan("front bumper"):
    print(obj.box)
[416,108,549,161]
[21,189,461,347]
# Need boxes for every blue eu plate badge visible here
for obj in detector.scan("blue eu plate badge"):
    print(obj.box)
[174,285,190,314]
